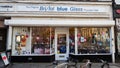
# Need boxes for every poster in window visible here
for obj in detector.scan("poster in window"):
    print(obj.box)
[16,35,21,43]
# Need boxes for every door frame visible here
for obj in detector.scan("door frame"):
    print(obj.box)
[55,28,69,60]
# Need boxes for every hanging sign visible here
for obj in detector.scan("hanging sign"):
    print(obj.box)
[1,52,9,65]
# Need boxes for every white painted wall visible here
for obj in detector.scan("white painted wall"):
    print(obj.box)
[6,26,12,50]
[5,19,115,27]
[0,2,113,18]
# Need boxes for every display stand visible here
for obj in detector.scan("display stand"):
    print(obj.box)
[0,49,12,68]
[0,52,10,67]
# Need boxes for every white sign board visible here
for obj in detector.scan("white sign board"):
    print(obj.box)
[115,0,120,4]
[0,5,14,11]
[1,53,9,65]
[17,5,107,12]
[0,4,108,13]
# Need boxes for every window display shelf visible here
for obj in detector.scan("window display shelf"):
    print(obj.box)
[70,53,112,55]
[12,53,55,56]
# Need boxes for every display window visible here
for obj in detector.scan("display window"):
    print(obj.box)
[12,27,55,55]
[69,28,75,54]
[12,27,31,55]
[77,28,111,54]
[31,27,50,54]
[12,27,111,55]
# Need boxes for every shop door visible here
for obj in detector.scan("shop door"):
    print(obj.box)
[0,29,7,52]
[55,28,69,60]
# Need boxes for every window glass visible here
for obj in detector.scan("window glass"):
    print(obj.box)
[57,34,67,54]
[51,28,55,54]
[12,27,55,56]
[31,27,50,54]
[69,28,75,54]
[12,27,31,55]
[77,28,110,54]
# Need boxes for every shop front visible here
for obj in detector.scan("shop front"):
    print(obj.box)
[5,19,115,62]
[2,1,115,62]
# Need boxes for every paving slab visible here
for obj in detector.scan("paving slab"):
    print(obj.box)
[0,60,5,68]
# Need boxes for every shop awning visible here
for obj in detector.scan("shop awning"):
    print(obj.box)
[4,19,115,27]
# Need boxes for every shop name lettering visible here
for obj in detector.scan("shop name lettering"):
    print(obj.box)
[26,6,99,12]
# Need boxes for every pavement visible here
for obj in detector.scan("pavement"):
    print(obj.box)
[0,59,120,68]
[0,59,5,68]
[2,62,120,68]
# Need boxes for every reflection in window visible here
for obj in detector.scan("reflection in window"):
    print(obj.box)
[69,28,75,53]
[77,28,110,54]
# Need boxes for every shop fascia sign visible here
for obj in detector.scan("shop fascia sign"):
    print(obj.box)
[0,5,14,11]
[0,4,107,12]
[17,5,106,12]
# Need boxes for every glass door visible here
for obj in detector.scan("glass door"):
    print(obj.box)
[55,28,69,60]
[57,34,67,53]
